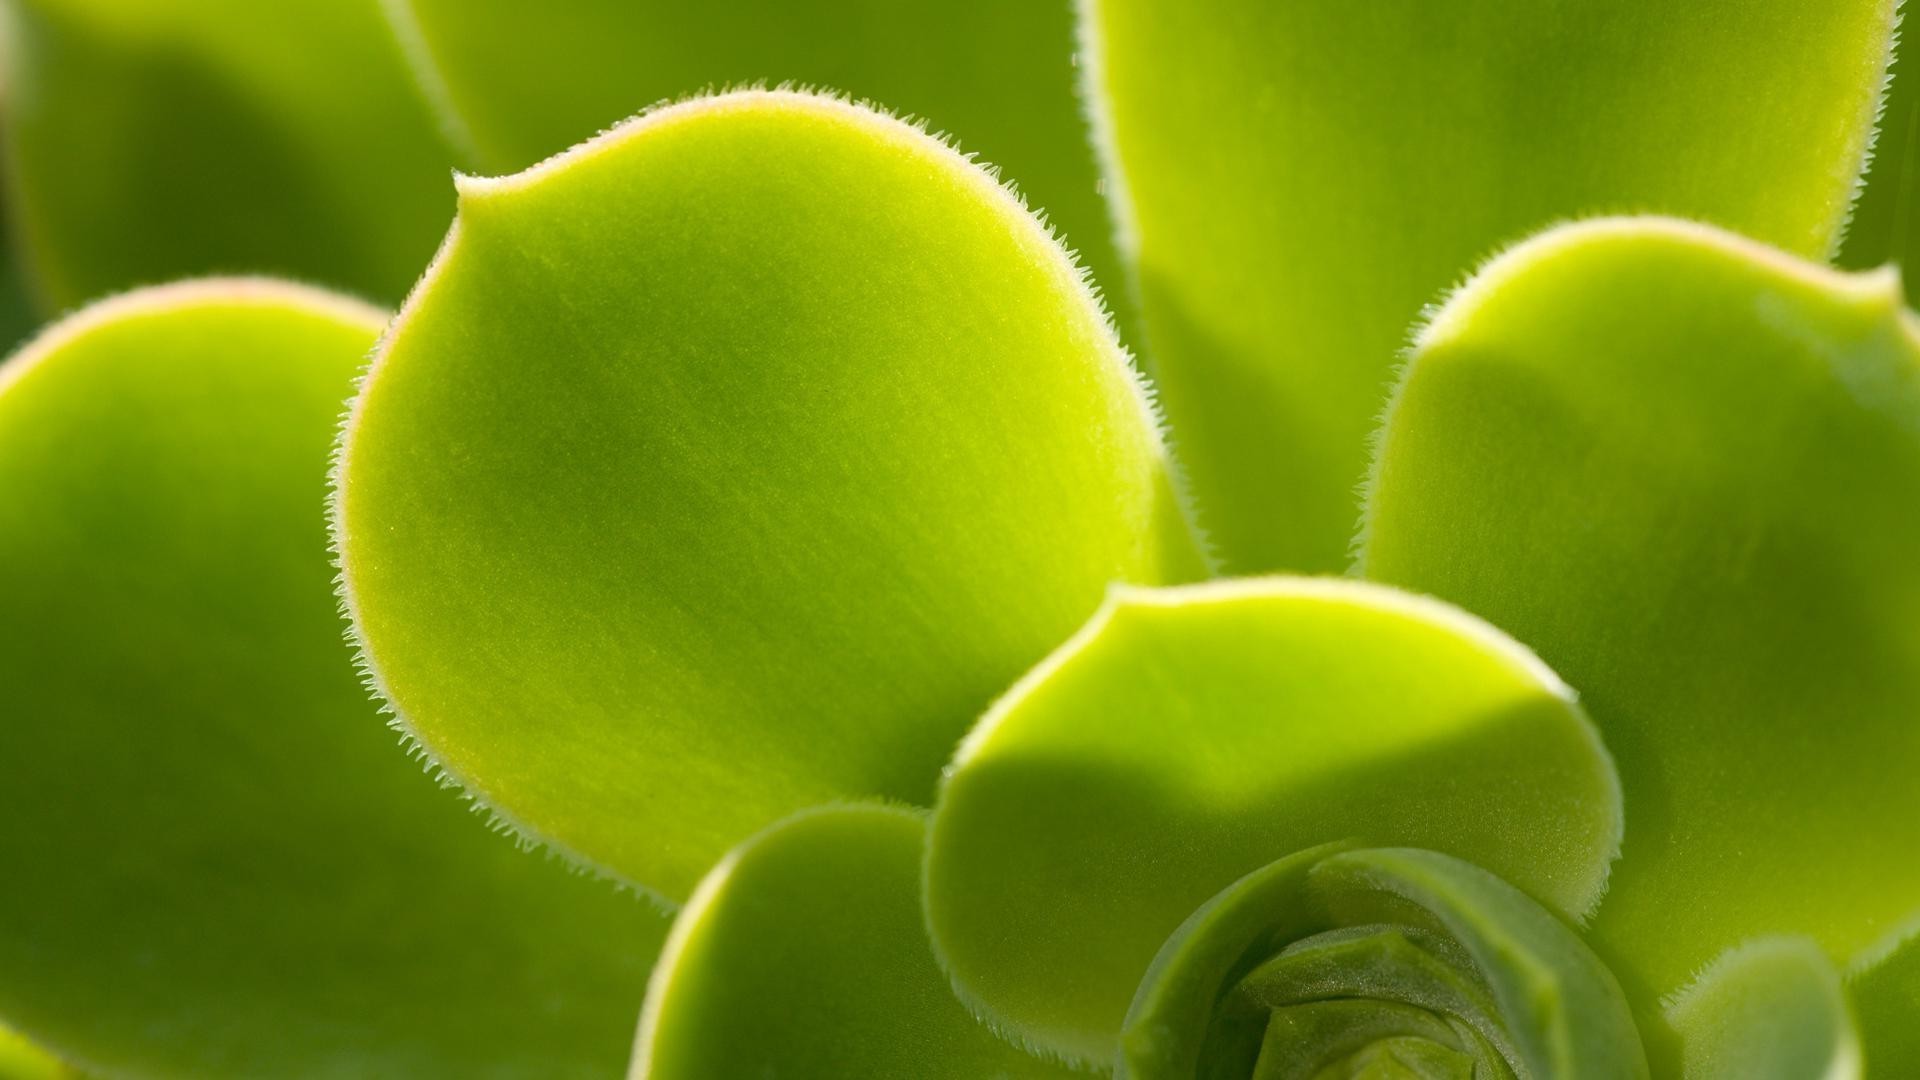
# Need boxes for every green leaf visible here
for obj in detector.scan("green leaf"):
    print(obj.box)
[1667,939,1860,1080]
[333,89,1205,903]
[1840,15,1916,303]
[385,0,1136,337]
[4,0,459,307]
[1851,925,1920,1076]
[634,804,1074,1080]
[1084,0,1900,572]
[1122,845,1647,1080]
[0,282,667,1078]
[1361,217,1920,1012]
[924,578,1620,1064]
[0,1025,69,1080]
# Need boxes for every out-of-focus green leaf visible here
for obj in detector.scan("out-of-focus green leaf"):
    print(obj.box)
[387,0,1136,336]
[1362,217,1920,1023]
[3,0,458,308]
[0,1024,68,1080]
[924,578,1619,1064]
[334,89,1204,904]
[1122,844,1646,1080]
[1841,16,1916,303]
[1852,927,1920,1077]
[0,282,667,1078]
[1667,939,1859,1080]
[1085,0,1900,572]
[633,804,1075,1080]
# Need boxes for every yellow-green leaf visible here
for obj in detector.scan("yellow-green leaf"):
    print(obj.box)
[924,578,1619,1064]
[1085,0,1900,571]
[334,89,1204,904]
[1362,216,1920,1020]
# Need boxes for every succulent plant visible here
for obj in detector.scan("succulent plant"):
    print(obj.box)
[0,3,1916,1079]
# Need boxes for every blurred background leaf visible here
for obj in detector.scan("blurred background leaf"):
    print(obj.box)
[2,0,460,309]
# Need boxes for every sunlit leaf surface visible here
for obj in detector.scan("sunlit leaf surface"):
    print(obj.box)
[335,89,1205,904]
[925,578,1619,1064]
[1363,217,1920,1024]
[1086,0,1899,571]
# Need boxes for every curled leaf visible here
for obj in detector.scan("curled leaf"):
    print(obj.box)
[334,89,1204,903]
[632,804,1074,1080]
[1123,845,1647,1080]
[4,0,459,306]
[1361,217,1920,1011]
[0,282,666,1078]
[924,578,1619,1064]
[1083,0,1901,570]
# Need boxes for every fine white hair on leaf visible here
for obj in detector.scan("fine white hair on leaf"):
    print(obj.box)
[334,85,1225,909]
[324,217,676,914]
[1830,0,1907,260]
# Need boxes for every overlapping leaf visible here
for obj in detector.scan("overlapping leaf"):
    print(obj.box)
[924,578,1620,1064]
[632,805,1075,1079]
[0,282,667,1078]
[1084,0,1900,571]
[334,89,1205,903]
[1361,217,1920,1030]
[1668,939,1858,1080]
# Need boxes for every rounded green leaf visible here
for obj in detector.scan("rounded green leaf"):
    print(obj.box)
[1122,845,1647,1080]
[633,804,1074,1080]
[1668,939,1860,1080]
[386,0,1135,337]
[334,89,1205,903]
[1084,0,1900,571]
[1361,216,1920,1005]
[1851,925,1920,1077]
[0,282,667,1077]
[924,578,1620,1064]
[4,0,459,307]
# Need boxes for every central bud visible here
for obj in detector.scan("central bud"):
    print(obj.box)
[1117,844,1649,1080]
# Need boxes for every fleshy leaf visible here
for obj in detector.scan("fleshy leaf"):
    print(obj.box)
[1840,16,1916,303]
[1122,845,1647,1080]
[632,804,1074,1080]
[1851,926,1920,1076]
[1361,217,1920,1013]
[0,282,667,1077]
[334,89,1205,903]
[924,578,1620,1064]
[385,0,1135,336]
[4,0,459,307]
[1083,0,1900,571]
[1667,939,1860,1080]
